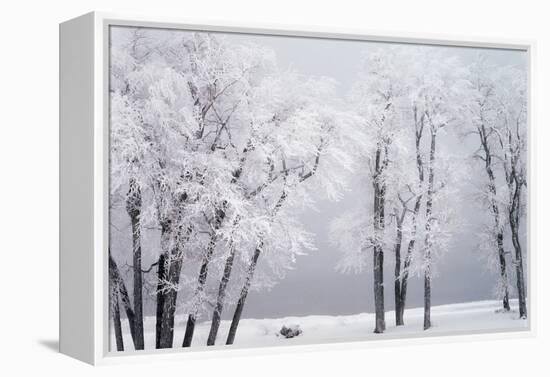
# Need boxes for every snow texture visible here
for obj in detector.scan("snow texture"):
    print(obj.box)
[111,300,527,351]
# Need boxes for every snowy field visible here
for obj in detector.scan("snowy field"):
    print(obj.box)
[112,299,528,352]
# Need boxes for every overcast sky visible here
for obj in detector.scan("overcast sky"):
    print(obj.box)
[110,27,528,320]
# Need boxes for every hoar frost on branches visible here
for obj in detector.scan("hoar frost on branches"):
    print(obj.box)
[109,27,362,349]
[331,46,467,332]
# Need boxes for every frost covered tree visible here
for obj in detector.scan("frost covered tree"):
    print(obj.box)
[111,43,182,349]
[110,27,361,349]
[493,67,528,319]
[202,71,323,345]
[391,96,429,326]
[331,47,465,332]
[211,75,361,345]
[389,150,422,326]
[110,30,255,348]
[464,58,528,319]
[174,35,278,348]
[109,29,160,350]
[465,56,512,311]
[388,51,429,327]
[331,47,412,333]
[413,51,465,330]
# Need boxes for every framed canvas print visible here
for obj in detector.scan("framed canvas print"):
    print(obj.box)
[59,12,534,365]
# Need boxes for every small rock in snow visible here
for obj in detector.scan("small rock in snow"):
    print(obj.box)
[279,324,302,338]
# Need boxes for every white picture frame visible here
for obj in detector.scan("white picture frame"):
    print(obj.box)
[59,11,535,365]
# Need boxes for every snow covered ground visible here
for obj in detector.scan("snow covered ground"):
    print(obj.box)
[112,299,528,352]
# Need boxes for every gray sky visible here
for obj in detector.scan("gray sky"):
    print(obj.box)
[110,27,528,320]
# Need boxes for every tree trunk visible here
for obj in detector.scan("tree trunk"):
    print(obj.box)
[156,223,187,349]
[372,146,386,334]
[126,178,144,350]
[398,238,414,323]
[207,242,237,346]
[379,185,386,333]
[182,207,226,348]
[155,224,171,349]
[159,256,184,348]
[109,253,137,346]
[394,241,402,326]
[398,195,422,325]
[204,145,253,346]
[393,211,405,326]
[497,232,511,311]
[155,254,166,349]
[226,246,262,345]
[478,124,510,311]
[510,181,527,318]
[226,188,289,345]
[111,283,124,351]
[511,227,527,319]
[423,270,431,330]
[423,130,437,331]
[396,111,425,325]
[373,247,385,333]
[181,238,216,347]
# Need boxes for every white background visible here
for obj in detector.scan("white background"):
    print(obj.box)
[0,0,547,375]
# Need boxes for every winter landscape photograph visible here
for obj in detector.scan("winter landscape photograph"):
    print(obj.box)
[108,25,529,353]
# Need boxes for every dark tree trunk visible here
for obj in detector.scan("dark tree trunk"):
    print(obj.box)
[159,257,184,348]
[478,123,510,311]
[393,209,406,326]
[394,243,402,326]
[396,110,425,326]
[202,146,254,346]
[182,207,226,348]
[493,207,511,312]
[156,223,188,349]
[511,226,527,319]
[155,223,171,349]
[226,246,262,345]
[380,183,386,332]
[226,187,290,345]
[126,178,144,350]
[182,315,196,348]
[372,146,387,334]
[111,287,124,352]
[109,253,137,346]
[423,130,437,331]
[423,271,431,330]
[181,240,215,347]
[207,241,237,346]
[509,179,527,318]
[497,232,511,311]
[155,254,166,349]
[372,244,384,332]
[398,237,413,322]
[397,197,422,324]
